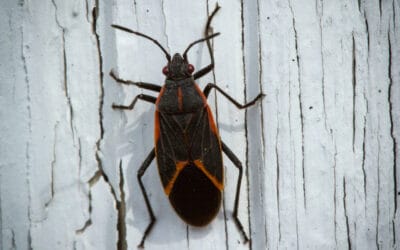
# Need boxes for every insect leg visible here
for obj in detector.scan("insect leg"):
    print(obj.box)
[193,64,214,80]
[221,142,250,243]
[203,83,264,109]
[112,94,156,110]
[137,149,156,248]
[110,70,162,92]
[193,4,220,80]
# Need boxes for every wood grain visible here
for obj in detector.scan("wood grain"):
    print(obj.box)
[0,0,399,249]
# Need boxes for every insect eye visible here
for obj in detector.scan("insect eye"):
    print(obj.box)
[162,66,169,75]
[188,64,195,74]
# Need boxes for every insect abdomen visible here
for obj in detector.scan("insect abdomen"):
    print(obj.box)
[168,162,222,226]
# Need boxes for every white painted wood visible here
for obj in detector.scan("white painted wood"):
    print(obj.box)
[1,0,399,249]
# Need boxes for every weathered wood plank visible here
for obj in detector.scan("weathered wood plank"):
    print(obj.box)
[1,0,399,249]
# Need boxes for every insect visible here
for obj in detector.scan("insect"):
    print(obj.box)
[110,5,263,248]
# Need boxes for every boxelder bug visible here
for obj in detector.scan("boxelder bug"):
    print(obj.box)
[110,5,263,248]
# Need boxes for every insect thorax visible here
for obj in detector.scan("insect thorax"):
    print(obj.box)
[157,78,205,114]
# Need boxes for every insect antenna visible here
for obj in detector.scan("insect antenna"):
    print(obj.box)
[183,33,220,60]
[111,24,171,61]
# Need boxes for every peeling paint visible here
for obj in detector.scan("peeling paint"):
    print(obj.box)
[52,0,77,142]
[3,0,400,249]
[74,169,100,234]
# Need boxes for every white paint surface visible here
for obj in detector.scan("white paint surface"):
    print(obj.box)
[1,0,399,249]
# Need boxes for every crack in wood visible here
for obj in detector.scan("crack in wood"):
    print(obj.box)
[132,0,139,29]
[45,123,59,208]
[75,154,97,234]
[92,1,104,139]
[117,161,127,250]
[364,12,370,53]
[62,31,77,141]
[88,157,123,248]
[84,0,89,22]
[89,170,102,187]
[289,55,300,250]
[343,177,352,250]
[275,98,281,243]
[394,0,397,31]
[393,220,396,248]
[28,227,32,250]
[240,0,254,244]
[75,0,107,237]
[317,0,329,135]
[160,0,170,54]
[362,115,367,208]
[52,0,76,142]
[10,229,16,249]
[21,23,33,250]
[78,138,82,185]
[75,219,92,234]
[290,7,306,210]
[362,8,369,214]
[91,2,107,236]
[240,0,267,247]
[352,34,356,152]
[204,2,229,248]
[388,24,397,218]
[75,158,99,234]
[256,0,266,228]
[333,144,338,247]
[286,2,300,244]
[0,190,1,247]
[376,133,381,249]
[186,226,190,249]
[387,20,398,247]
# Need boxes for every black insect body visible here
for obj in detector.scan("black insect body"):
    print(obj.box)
[156,53,223,227]
[111,5,263,248]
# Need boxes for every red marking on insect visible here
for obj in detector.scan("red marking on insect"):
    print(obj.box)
[177,87,183,111]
